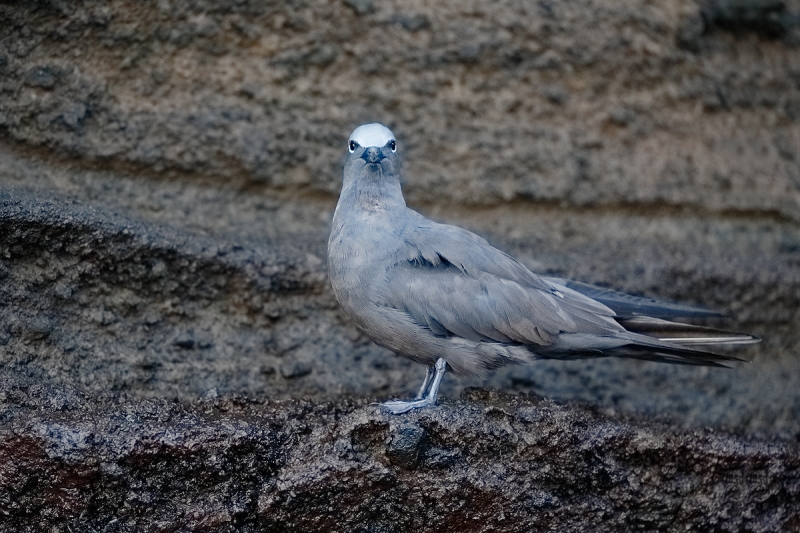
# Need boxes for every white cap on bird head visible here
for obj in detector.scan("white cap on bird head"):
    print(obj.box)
[348,123,395,148]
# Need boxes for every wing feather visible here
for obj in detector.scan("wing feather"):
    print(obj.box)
[383,219,624,347]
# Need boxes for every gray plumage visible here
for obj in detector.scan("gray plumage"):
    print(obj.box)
[328,123,759,414]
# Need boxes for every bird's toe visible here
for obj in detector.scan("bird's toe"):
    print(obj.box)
[380,398,434,415]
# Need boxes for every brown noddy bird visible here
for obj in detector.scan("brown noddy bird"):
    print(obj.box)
[328,123,759,414]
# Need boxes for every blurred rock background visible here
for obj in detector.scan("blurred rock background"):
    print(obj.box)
[1,0,799,530]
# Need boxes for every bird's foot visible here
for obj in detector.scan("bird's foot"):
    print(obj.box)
[380,358,448,415]
[380,397,436,415]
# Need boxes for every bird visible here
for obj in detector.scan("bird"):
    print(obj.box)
[327,123,760,415]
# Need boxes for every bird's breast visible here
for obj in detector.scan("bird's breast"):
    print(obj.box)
[328,210,404,301]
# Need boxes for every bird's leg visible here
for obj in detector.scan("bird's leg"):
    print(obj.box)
[414,365,435,399]
[426,357,447,401]
[381,358,447,415]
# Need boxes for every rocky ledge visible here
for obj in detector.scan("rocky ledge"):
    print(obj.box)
[2,384,799,533]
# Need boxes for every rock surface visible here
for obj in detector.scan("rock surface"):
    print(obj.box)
[2,385,799,532]
[1,0,800,530]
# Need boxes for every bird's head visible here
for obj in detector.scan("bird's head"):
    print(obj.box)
[345,123,398,179]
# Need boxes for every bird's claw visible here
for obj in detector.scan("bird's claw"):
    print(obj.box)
[380,398,435,415]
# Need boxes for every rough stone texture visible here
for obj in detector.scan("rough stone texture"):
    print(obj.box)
[1,0,800,530]
[1,386,799,532]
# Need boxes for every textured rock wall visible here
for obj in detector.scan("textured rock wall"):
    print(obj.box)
[1,0,799,213]
[1,0,800,530]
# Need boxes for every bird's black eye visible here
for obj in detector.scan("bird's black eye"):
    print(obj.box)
[349,140,357,153]
[389,140,396,153]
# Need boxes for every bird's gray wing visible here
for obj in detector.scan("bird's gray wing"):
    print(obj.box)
[542,276,724,319]
[401,215,554,292]
[383,218,622,345]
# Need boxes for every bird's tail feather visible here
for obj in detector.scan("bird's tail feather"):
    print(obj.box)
[542,318,758,367]
[608,318,759,367]
[617,316,760,346]
[606,342,744,368]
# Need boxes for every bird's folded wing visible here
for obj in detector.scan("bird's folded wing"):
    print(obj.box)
[542,276,724,319]
[385,221,623,346]
[401,218,554,292]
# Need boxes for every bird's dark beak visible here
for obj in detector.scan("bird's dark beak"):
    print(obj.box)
[361,147,385,164]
